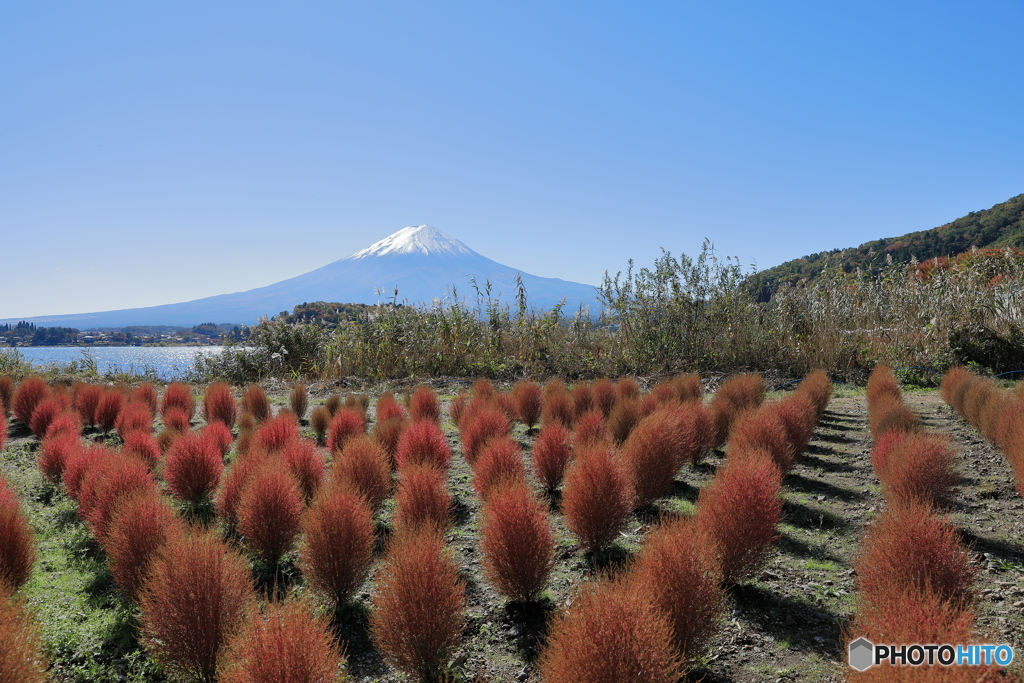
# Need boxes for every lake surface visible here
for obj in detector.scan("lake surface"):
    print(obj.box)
[2,346,226,381]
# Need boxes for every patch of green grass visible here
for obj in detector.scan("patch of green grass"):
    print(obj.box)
[2,435,167,683]
[804,558,839,572]
[657,497,696,516]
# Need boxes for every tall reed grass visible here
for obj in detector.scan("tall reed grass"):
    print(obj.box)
[38,247,1024,384]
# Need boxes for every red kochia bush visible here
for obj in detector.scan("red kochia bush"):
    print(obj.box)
[538,578,684,683]
[161,382,195,420]
[592,378,617,417]
[332,437,392,512]
[13,378,48,426]
[202,382,237,428]
[637,393,659,420]
[0,376,14,415]
[849,582,982,683]
[620,409,686,507]
[43,410,80,441]
[449,393,470,428]
[281,438,326,502]
[959,379,999,434]
[299,487,375,606]
[630,517,724,661]
[408,384,441,424]
[201,421,234,457]
[675,402,714,465]
[615,377,641,402]
[796,369,832,421]
[252,413,298,454]
[82,456,160,544]
[95,390,125,434]
[493,392,517,423]
[132,383,159,415]
[717,373,766,413]
[103,489,182,602]
[240,384,271,423]
[289,382,308,420]
[562,446,632,553]
[472,379,497,402]
[0,475,36,590]
[573,410,609,448]
[218,597,348,683]
[672,372,703,403]
[570,383,595,419]
[217,451,272,527]
[695,453,782,584]
[511,381,542,431]
[650,381,678,406]
[532,423,573,491]
[460,408,510,466]
[0,589,50,683]
[940,366,974,414]
[541,387,575,430]
[116,401,153,439]
[606,398,639,445]
[236,465,303,564]
[164,431,224,503]
[0,412,6,452]
[46,444,85,497]
[139,532,254,683]
[370,528,466,680]
[373,416,407,467]
[708,376,765,448]
[162,406,191,434]
[480,481,555,602]
[867,394,921,438]
[472,438,527,500]
[66,445,118,506]
[866,365,901,411]
[121,432,159,471]
[728,404,795,472]
[774,395,817,461]
[395,420,451,473]
[343,393,370,419]
[375,392,406,423]
[393,463,452,534]
[856,499,976,606]
[870,431,959,507]
[310,406,331,443]
[28,397,61,439]
[326,408,365,454]
[73,383,103,427]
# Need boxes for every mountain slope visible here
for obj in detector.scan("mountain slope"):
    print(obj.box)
[1,226,598,328]
[752,193,1024,296]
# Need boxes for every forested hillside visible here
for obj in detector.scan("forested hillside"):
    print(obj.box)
[752,192,1024,297]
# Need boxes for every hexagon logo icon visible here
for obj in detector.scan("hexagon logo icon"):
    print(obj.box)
[849,637,875,671]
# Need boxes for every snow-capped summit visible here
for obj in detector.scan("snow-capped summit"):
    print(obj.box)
[2,225,599,327]
[348,225,475,259]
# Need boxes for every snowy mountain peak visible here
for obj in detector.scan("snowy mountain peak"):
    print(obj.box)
[347,225,476,260]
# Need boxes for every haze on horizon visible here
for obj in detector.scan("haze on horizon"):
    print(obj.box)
[2,1,1022,320]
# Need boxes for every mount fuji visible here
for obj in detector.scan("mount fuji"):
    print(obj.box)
[2,226,599,328]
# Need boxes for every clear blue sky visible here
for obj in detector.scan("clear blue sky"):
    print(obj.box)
[3,1,1022,318]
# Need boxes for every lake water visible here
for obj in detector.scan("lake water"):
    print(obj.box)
[1,346,226,381]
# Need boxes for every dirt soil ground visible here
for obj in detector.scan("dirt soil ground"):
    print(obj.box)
[3,385,1024,682]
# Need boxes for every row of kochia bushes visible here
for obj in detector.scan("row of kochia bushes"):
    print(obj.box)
[941,367,1024,498]
[851,366,1003,682]
[0,371,829,682]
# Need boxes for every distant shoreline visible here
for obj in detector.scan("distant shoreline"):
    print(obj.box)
[1,343,224,349]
